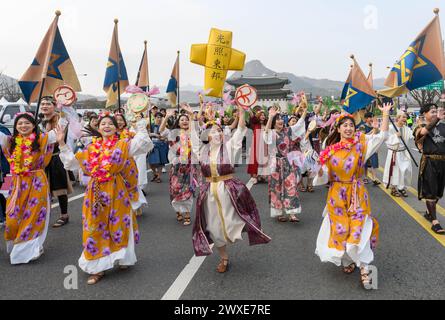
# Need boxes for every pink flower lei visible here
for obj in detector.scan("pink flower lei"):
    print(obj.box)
[319,132,361,166]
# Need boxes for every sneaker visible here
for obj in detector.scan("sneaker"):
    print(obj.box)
[162,168,166,173]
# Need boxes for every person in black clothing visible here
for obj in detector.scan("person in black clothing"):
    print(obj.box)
[415,103,445,235]
[39,96,73,228]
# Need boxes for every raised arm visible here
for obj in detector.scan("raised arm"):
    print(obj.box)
[229,112,239,131]
[160,109,175,134]
[129,119,153,157]
[290,105,308,140]
[46,117,69,145]
[365,103,392,160]
[227,106,248,162]
[55,125,80,171]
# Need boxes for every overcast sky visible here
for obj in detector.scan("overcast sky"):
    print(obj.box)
[1,0,444,95]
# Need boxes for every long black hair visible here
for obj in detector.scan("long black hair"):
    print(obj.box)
[325,115,356,146]
[114,113,128,130]
[9,113,41,154]
[83,114,119,138]
[271,114,283,130]
[173,114,190,130]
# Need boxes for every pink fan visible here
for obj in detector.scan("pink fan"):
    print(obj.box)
[147,86,160,96]
[321,114,341,129]
[125,85,144,94]
[291,93,300,106]
[223,91,235,106]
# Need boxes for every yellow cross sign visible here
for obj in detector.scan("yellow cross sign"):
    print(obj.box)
[190,28,246,98]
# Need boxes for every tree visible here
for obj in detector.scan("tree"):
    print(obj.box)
[410,89,440,107]
[0,72,24,102]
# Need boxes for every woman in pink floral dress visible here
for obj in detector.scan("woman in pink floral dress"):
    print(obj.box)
[159,110,197,226]
[264,106,308,223]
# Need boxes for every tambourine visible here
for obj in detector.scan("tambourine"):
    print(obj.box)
[308,120,317,133]
[127,93,149,114]
[54,85,77,107]
[235,84,258,111]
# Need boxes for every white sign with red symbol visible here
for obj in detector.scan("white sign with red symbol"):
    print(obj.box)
[54,85,77,107]
[235,84,258,110]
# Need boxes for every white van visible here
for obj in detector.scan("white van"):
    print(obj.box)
[0,103,36,133]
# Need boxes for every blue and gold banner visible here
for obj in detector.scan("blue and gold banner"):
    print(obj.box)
[19,12,81,103]
[343,56,376,114]
[104,20,129,108]
[379,10,445,97]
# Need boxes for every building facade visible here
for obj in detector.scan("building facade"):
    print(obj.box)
[226,76,292,110]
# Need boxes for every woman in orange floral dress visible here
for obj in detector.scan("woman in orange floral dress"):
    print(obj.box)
[314,103,391,289]
[0,113,60,264]
[58,112,152,285]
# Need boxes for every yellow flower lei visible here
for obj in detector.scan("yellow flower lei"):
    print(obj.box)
[8,133,36,175]
[88,135,118,183]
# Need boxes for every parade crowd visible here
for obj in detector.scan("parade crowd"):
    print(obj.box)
[0,95,444,289]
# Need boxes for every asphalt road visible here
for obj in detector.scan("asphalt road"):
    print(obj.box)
[0,139,444,300]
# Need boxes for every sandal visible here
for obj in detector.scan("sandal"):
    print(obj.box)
[53,216,69,228]
[307,186,314,193]
[176,212,184,222]
[398,189,409,198]
[155,177,162,183]
[87,272,105,285]
[289,215,300,223]
[300,186,307,193]
[360,267,373,289]
[432,223,445,235]
[342,263,357,275]
[363,178,370,185]
[373,180,381,186]
[183,214,191,226]
[216,258,230,273]
[277,216,288,223]
[391,188,401,197]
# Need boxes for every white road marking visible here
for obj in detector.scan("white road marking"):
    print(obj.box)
[246,178,256,190]
[161,244,215,300]
[161,177,255,300]
[51,193,86,209]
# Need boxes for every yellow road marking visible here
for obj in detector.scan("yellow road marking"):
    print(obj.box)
[377,167,445,217]
[370,173,445,247]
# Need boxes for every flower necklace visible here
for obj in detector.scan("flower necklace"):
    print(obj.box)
[319,132,360,166]
[119,128,135,140]
[88,135,118,183]
[8,133,36,175]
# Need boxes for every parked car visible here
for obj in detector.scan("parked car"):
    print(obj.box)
[0,104,35,133]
